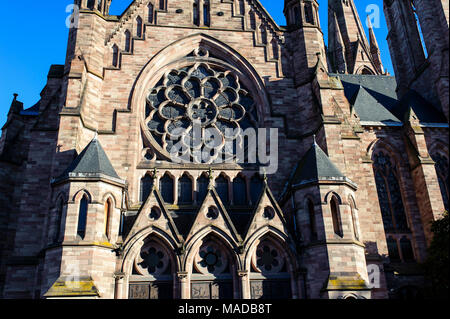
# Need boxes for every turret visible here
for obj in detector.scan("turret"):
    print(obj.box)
[77,0,112,16]
[284,0,326,85]
[328,0,384,75]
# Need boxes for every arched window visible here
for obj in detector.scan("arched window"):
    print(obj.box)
[260,25,267,44]
[271,39,279,60]
[124,30,131,52]
[431,153,449,211]
[233,175,247,205]
[373,152,409,232]
[400,237,415,262]
[148,3,154,23]
[54,198,64,243]
[304,2,314,24]
[193,0,200,26]
[215,175,229,204]
[140,174,154,203]
[307,199,317,241]
[249,10,256,30]
[203,0,210,27]
[387,237,400,262]
[160,174,174,204]
[159,0,165,10]
[330,196,343,237]
[77,195,89,239]
[250,175,263,204]
[112,44,119,68]
[104,199,112,239]
[197,174,209,203]
[178,174,193,204]
[136,16,143,38]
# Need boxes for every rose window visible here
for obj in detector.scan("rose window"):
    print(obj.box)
[253,242,284,273]
[145,63,258,162]
[135,242,169,276]
[194,241,228,275]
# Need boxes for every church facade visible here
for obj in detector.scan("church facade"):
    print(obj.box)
[0,0,448,299]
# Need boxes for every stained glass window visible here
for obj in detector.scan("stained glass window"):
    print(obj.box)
[432,153,449,211]
[160,174,174,204]
[178,174,193,204]
[140,174,153,203]
[373,152,409,232]
[144,62,258,164]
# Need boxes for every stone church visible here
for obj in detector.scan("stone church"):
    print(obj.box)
[0,0,448,299]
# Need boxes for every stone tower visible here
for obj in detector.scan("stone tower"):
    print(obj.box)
[0,0,448,300]
[383,0,449,120]
[328,0,385,75]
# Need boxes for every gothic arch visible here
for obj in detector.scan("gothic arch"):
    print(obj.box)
[184,226,241,272]
[243,225,295,271]
[101,192,119,208]
[121,226,181,274]
[324,191,343,205]
[72,189,92,203]
[367,138,404,166]
[130,33,271,122]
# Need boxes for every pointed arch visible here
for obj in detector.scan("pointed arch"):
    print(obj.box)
[178,172,194,204]
[184,226,241,272]
[124,29,131,52]
[136,16,143,38]
[330,195,343,237]
[77,194,89,239]
[160,172,175,204]
[122,226,181,275]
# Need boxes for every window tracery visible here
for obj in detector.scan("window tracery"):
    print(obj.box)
[145,59,258,163]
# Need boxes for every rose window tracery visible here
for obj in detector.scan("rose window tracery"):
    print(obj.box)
[252,241,285,274]
[194,241,229,275]
[135,242,170,276]
[144,61,258,163]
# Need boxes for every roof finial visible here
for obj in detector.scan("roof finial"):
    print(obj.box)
[93,130,98,141]
[313,134,317,147]
[263,168,268,185]
[151,168,158,187]
[208,167,214,189]
[13,93,18,101]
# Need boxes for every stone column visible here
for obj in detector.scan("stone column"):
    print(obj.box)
[238,270,250,299]
[177,272,189,299]
[114,272,125,299]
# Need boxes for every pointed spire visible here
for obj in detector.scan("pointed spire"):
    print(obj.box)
[328,0,382,74]
[367,15,385,75]
[207,167,214,190]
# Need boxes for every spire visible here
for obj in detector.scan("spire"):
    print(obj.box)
[328,0,381,75]
[328,11,347,73]
[367,16,385,74]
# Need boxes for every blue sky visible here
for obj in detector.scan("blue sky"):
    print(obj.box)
[0,0,392,127]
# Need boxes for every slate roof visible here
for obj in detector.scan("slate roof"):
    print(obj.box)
[333,73,447,124]
[287,141,356,190]
[57,137,121,181]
